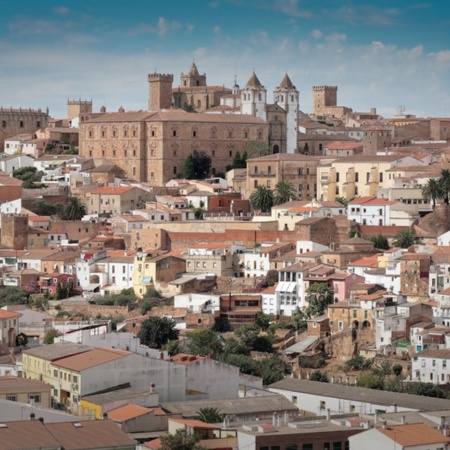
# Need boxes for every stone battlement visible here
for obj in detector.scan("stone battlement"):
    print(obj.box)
[313,85,338,91]
[148,73,174,81]
[67,99,92,106]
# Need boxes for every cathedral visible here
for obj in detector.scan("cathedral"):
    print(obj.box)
[79,64,300,185]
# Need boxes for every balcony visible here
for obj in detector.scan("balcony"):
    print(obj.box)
[249,172,276,178]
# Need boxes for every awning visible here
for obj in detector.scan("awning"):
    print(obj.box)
[84,283,100,292]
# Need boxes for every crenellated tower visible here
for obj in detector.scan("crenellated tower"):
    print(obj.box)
[148,73,174,111]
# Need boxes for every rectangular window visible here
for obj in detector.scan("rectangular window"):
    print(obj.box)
[355,172,359,182]
[173,166,177,175]
[20,120,24,128]
[173,130,177,137]
[6,395,16,401]
[28,394,41,403]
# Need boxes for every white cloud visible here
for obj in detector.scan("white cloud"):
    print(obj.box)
[214,25,221,34]
[53,6,70,15]
[187,23,195,33]
[131,17,181,37]
[325,32,346,44]
[311,29,322,39]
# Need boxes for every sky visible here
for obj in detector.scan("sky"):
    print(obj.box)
[1,0,450,119]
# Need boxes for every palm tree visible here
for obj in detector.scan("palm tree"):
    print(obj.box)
[62,196,87,220]
[196,407,226,424]
[392,229,421,249]
[438,169,450,205]
[273,180,297,205]
[421,178,442,209]
[249,185,273,213]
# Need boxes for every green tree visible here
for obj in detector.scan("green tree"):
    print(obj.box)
[140,299,153,315]
[250,185,273,213]
[255,356,291,385]
[44,329,60,345]
[183,154,195,179]
[305,283,334,316]
[160,428,207,450]
[335,196,350,207]
[344,355,373,372]
[13,166,44,189]
[61,196,87,220]
[32,199,57,216]
[182,103,198,113]
[392,229,421,248]
[188,328,223,357]
[370,234,390,250]
[309,370,329,383]
[405,382,446,398]
[293,307,309,331]
[422,178,442,209]
[15,332,28,346]
[232,151,244,169]
[273,181,297,205]
[163,339,183,357]
[393,364,403,377]
[255,311,273,331]
[357,373,384,390]
[0,287,29,306]
[439,169,450,205]
[138,316,179,349]
[195,407,226,424]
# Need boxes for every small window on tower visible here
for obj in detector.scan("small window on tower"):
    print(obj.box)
[173,130,177,137]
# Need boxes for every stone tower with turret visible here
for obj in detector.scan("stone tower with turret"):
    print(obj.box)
[67,99,93,121]
[240,72,267,120]
[0,214,28,250]
[180,63,206,88]
[274,74,299,153]
[312,85,337,116]
[148,73,174,111]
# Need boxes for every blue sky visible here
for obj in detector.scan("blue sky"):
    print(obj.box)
[1,0,449,119]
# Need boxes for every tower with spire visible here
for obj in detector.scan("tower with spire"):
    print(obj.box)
[274,73,299,153]
[240,72,267,120]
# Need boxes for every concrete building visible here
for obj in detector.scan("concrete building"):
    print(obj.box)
[411,348,450,385]
[0,375,52,408]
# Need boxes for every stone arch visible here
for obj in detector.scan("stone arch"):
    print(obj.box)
[362,320,371,329]
[7,328,16,348]
[352,320,359,330]
[273,144,280,154]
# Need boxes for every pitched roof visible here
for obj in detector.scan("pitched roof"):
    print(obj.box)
[378,422,450,446]
[245,71,263,89]
[278,73,295,90]
[0,420,61,450]
[44,419,136,449]
[0,310,21,319]
[23,342,92,361]
[0,375,51,391]
[52,347,130,371]
[107,403,153,422]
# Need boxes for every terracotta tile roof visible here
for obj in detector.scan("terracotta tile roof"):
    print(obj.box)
[247,153,320,162]
[400,253,430,261]
[107,403,152,421]
[143,438,162,449]
[348,255,380,267]
[169,418,219,429]
[0,310,21,319]
[169,353,210,365]
[359,225,409,236]
[323,141,363,150]
[378,422,450,446]
[117,214,147,222]
[190,243,230,250]
[52,347,130,371]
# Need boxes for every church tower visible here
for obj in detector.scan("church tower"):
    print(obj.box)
[180,63,206,87]
[240,72,267,120]
[148,73,174,111]
[274,74,299,153]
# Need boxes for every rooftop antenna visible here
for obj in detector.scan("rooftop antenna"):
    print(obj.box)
[397,105,405,115]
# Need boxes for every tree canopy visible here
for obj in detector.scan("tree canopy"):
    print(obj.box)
[195,407,226,424]
[305,283,334,316]
[61,196,87,220]
[183,151,211,179]
[392,229,421,248]
[138,316,179,349]
[249,185,273,213]
[13,166,44,189]
[160,428,207,450]
[273,181,297,205]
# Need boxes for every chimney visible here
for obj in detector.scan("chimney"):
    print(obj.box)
[382,420,388,430]
[30,413,35,421]
[150,382,156,393]
[375,411,379,424]
[272,412,277,426]
[393,403,397,413]
[103,413,108,420]
[38,417,44,423]
[326,409,331,421]
[284,411,290,424]
[401,415,406,425]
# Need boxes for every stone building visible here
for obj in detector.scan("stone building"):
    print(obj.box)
[312,85,351,118]
[0,107,49,150]
[245,153,320,201]
[80,109,267,184]
[0,214,28,250]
